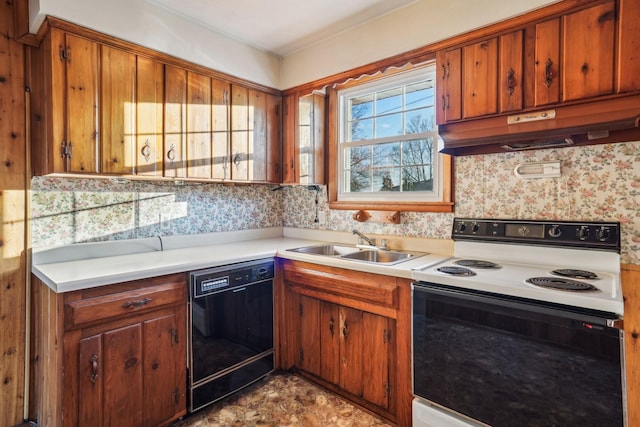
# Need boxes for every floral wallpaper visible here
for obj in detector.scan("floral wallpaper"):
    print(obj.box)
[31,141,640,264]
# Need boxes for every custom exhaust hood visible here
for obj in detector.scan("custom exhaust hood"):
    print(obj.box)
[438,94,640,156]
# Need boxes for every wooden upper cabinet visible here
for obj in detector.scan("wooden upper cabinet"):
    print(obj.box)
[186,71,212,179]
[101,46,136,174]
[534,18,561,106]
[435,48,461,124]
[562,0,615,101]
[617,0,640,93]
[164,65,187,178]
[499,30,524,112]
[211,78,230,180]
[281,91,325,184]
[462,38,498,118]
[136,56,164,176]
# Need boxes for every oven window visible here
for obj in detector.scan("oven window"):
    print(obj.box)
[412,284,624,427]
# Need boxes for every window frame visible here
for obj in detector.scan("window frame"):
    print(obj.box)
[327,64,454,213]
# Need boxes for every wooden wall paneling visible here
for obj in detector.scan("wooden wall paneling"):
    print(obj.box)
[0,0,28,424]
[622,265,640,427]
[135,56,164,176]
[186,72,212,179]
[164,65,187,178]
[101,45,136,174]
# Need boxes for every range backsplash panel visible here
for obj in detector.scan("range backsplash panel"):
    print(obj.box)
[31,142,640,264]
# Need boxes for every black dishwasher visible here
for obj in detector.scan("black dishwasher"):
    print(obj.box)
[188,258,275,413]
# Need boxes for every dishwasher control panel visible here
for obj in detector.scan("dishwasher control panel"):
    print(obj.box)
[190,258,274,298]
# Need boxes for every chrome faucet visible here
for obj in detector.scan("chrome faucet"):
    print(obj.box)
[352,230,388,250]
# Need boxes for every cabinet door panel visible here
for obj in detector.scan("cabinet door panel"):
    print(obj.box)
[362,313,391,409]
[186,72,212,179]
[143,313,181,427]
[617,0,640,93]
[266,93,282,183]
[499,31,524,113]
[164,65,187,178]
[231,86,249,180]
[562,1,615,101]
[339,306,364,397]
[136,57,164,176]
[101,46,136,174]
[78,335,103,427]
[462,39,498,118]
[211,78,230,180]
[534,18,561,106]
[298,295,321,377]
[436,49,461,124]
[103,324,143,427]
[281,94,298,183]
[65,34,99,173]
[320,301,339,384]
[249,89,266,181]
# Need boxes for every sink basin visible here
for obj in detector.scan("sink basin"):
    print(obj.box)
[340,250,416,265]
[287,244,360,256]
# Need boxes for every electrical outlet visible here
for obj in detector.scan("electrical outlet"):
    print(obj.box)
[317,210,327,225]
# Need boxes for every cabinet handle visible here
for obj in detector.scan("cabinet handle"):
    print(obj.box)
[167,145,176,161]
[233,153,242,167]
[342,321,349,340]
[329,317,335,337]
[121,297,152,309]
[544,58,554,88]
[141,140,151,162]
[507,68,516,95]
[89,354,99,383]
[441,95,446,111]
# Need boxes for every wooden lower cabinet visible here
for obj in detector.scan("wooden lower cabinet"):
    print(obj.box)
[30,273,187,427]
[277,259,411,426]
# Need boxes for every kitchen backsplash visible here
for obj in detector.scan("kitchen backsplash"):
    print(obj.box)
[31,141,640,264]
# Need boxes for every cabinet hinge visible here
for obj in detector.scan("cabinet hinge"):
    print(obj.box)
[383,329,392,343]
[172,388,180,405]
[59,46,70,61]
[384,383,391,398]
[170,328,179,345]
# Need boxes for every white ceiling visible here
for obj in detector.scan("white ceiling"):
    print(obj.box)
[148,0,418,57]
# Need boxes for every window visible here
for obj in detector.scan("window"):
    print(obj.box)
[329,64,452,211]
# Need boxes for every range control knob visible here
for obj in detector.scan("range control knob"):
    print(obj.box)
[256,267,269,280]
[577,226,590,240]
[471,223,479,233]
[548,225,562,238]
[458,222,467,232]
[596,226,611,242]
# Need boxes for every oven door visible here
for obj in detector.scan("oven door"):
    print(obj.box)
[412,282,626,427]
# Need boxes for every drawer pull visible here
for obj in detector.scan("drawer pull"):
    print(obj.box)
[121,297,152,309]
[89,354,99,383]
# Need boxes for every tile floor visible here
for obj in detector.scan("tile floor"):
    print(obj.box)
[174,372,393,427]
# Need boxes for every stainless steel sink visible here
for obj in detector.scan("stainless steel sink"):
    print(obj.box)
[287,244,421,265]
[340,249,415,265]
[287,244,361,256]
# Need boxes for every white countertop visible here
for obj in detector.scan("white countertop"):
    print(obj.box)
[32,227,453,293]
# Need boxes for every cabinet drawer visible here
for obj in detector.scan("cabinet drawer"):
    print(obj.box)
[64,280,186,330]
[282,261,398,309]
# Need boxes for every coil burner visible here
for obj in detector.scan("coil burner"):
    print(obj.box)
[551,269,598,280]
[437,266,476,276]
[526,277,598,292]
[455,259,501,269]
